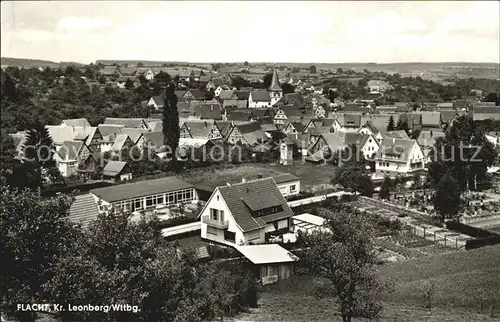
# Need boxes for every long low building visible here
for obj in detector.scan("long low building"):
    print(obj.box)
[90,176,198,213]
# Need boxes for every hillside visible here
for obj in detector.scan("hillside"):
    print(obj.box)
[1,57,82,68]
[233,245,500,321]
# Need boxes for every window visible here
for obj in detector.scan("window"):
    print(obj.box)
[133,199,142,211]
[210,208,218,221]
[224,230,235,243]
[220,210,225,222]
[146,196,154,207]
[216,195,219,201]
[156,194,164,205]
[290,185,296,192]
[268,265,278,276]
[207,226,218,235]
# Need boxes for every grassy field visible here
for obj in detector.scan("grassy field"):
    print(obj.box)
[378,244,500,310]
[232,245,500,321]
[181,163,336,191]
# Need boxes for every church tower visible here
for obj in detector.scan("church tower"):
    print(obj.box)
[268,69,283,106]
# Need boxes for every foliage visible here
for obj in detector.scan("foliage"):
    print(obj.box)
[379,176,393,200]
[387,115,396,131]
[0,188,80,322]
[332,165,373,197]
[162,84,180,158]
[433,174,462,222]
[263,72,273,89]
[302,207,383,322]
[396,119,410,136]
[432,115,495,191]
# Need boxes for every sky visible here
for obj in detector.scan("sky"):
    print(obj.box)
[1,1,499,64]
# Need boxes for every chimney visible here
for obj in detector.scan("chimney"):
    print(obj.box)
[226,182,231,187]
[241,178,246,183]
[430,130,433,137]
[257,174,263,179]
[392,137,396,144]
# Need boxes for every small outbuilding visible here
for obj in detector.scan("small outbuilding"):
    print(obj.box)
[236,244,298,285]
[102,161,132,182]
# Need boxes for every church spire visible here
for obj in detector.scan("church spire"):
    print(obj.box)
[268,68,282,92]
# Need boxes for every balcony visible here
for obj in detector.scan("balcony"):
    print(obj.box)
[202,216,228,229]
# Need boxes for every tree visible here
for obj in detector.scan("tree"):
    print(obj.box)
[379,176,392,200]
[433,174,462,222]
[98,75,107,84]
[0,188,80,322]
[309,65,317,74]
[281,83,295,94]
[332,166,373,197]
[243,61,249,67]
[162,84,180,161]
[263,72,273,89]
[125,78,135,90]
[337,68,343,74]
[433,115,495,191]
[484,92,500,105]
[396,119,410,136]
[386,115,396,131]
[137,62,144,67]
[303,207,383,322]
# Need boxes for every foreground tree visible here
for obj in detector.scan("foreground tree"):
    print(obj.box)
[303,207,382,322]
[433,174,462,222]
[0,188,80,322]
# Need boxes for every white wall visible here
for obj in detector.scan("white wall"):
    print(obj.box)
[200,189,245,246]
[277,181,300,197]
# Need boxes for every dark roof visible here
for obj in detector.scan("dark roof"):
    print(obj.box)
[280,105,305,118]
[227,110,253,122]
[287,121,306,133]
[273,173,300,184]
[215,121,233,138]
[250,90,271,102]
[199,75,212,83]
[143,131,164,148]
[217,177,294,232]
[235,90,250,100]
[91,176,194,203]
[234,122,268,145]
[218,90,237,100]
[183,121,216,139]
[187,89,206,100]
[102,161,129,177]
[68,194,100,229]
[440,110,460,124]
[268,69,282,91]
[191,102,222,119]
[150,94,165,107]
[119,67,137,76]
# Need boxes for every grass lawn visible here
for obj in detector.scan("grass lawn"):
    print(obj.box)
[378,244,500,311]
[181,163,336,191]
[231,245,500,321]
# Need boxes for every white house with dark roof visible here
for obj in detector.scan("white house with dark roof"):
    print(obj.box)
[198,177,295,246]
[102,160,132,182]
[374,138,425,178]
[90,176,198,214]
[273,173,300,197]
[248,90,272,108]
[54,140,96,177]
